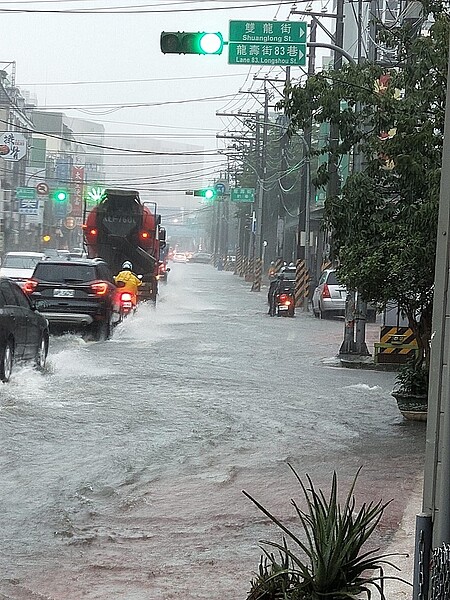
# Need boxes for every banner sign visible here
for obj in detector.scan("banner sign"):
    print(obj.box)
[19,197,39,215]
[0,132,27,161]
[71,165,85,217]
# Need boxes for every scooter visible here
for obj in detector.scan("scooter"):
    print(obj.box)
[276,291,295,317]
[118,290,136,318]
[115,281,137,319]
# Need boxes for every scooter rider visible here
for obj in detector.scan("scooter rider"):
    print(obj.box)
[114,261,142,303]
[268,273,282,316]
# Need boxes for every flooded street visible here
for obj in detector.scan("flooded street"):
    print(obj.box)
[0,264,425,599]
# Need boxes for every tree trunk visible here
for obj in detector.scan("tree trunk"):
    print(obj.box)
[406,302,433,370]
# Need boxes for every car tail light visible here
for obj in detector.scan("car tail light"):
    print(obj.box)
[321,283,331,299]
[91,281,108,296]
[140,231,149,240]
[120,292,133,302]
[279,293,291,305]
[23,279,38,294]
[86,227,98,237]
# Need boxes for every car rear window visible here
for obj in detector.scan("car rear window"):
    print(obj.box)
[33,263,97,283]
[3,255,42,269]
[327,272,341,286]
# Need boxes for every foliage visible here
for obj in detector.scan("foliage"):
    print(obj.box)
[245,466,401,600]
[278,1,450,368]
[395,359,429,396]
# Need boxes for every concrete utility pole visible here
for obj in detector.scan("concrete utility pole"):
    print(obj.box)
[338,0,372,358]
[252,86,269,291]
[415,33,450,599]
[277,66,291,261]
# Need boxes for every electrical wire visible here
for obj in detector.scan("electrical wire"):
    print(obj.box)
[0,116,222,156]
[19,73,246,87]
[0,1,296,13]
[32,93,238,112]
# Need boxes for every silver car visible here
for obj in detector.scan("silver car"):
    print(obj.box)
[0,252,46,288]
[312,269,347,319]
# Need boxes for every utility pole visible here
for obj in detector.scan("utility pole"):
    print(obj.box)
[302,20,316,284]
[252,86,269,292]
[277,67,290,262]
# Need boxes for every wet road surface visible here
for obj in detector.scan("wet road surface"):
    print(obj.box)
[0,263,426,599]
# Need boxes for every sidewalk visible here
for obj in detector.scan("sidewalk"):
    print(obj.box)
[381,475,424,599]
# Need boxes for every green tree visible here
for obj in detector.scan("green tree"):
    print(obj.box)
[280,2,450,369]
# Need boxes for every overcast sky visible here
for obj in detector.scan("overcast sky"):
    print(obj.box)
[0,0,314,209]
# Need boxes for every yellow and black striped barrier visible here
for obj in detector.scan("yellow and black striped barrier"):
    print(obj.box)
[374,326,419,364]
[245,257,254,282]
[252,258,262,291]
[235,248,242,276]
[274,257,283,275]
[294,259,310,308]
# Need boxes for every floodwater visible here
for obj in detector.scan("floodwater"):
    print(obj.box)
[0,264,425,599]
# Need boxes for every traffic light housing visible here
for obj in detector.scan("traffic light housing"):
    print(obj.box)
[194,188,216,200]
[160,32,224,55]
[52,188,69,203]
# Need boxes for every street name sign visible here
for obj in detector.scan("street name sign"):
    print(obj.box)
[231,187,255,202]
[228,20,307,66]
[16,186,36,199]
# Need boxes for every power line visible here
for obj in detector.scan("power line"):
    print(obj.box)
[32,93,238,112]
[19,73,245,87]
[0,116,221,156]
[0,0,295,13]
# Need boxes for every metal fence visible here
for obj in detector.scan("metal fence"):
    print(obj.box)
[430,544,450,599]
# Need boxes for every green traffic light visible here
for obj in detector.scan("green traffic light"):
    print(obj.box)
[198,33,223,54]
[194,188,216,200]
[53,189,69,202]
[160,31,224,55]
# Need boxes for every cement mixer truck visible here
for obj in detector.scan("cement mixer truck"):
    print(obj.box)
[83,189,166,303]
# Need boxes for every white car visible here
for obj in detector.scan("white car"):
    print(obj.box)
[312,269,347,319]
[173,253,188,263]
[0,252,46,287]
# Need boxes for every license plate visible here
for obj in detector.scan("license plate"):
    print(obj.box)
[53,289,75,297]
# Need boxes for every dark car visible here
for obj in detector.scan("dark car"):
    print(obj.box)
[0,277,49,382]
[189,252,212,264]
[24,258,120,341]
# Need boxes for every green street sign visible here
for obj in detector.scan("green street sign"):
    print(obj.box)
[231,187,255,203]
[228,20,307,66]
[15,187,36,199]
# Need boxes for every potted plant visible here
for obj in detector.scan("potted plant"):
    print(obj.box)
[391,359,428,421]
[245,466,403,600]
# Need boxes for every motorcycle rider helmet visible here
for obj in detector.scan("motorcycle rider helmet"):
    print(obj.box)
[122,261,132,270]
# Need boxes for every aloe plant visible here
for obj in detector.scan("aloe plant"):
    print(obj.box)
[245,466,404,599]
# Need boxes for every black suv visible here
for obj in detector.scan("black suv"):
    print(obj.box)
[24,258,120,340]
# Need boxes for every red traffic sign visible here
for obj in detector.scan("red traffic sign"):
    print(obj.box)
[36,182,49,196]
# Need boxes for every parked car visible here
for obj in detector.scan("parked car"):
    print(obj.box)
[189,252,212,264]
[312,269,347,319]
[0,252,46,288]
[24,258,121,341]
[0,277,49,382]
[312,269,377,321]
